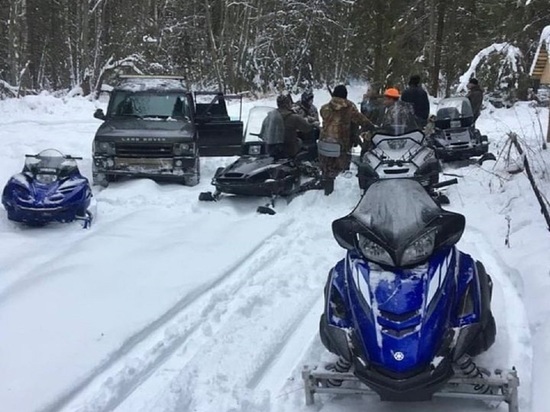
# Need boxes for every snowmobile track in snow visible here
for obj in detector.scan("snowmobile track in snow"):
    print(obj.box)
[43,218,296,412]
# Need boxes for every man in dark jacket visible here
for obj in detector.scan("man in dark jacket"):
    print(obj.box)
[360,85,384,126]
[268,93,312,158]
[401,74,430,127]
[467,78,483,122]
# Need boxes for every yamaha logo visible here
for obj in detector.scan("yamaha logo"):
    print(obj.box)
[121,137,167,142]
[393,351,405,361]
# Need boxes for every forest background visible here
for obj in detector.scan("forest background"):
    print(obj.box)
[0,0,548,99]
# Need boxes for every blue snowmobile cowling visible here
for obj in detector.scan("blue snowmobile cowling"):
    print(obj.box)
[2,149,93,228]
[317,179,500,403]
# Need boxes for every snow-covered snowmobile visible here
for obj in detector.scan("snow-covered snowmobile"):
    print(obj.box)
[428,97,495,162]
[2,149,94,228]
[303,178,519,411]
[198,106,322,214]
[356,104,447,203]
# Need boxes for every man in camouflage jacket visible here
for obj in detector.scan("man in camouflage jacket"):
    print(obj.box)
[319,84,373,195]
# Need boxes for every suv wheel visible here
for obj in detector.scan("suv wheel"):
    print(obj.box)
[93,173,109,187]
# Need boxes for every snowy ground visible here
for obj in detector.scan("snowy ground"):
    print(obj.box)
[0,87,548,412]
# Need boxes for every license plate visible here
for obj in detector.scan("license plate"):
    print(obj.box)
[115,158,172,169]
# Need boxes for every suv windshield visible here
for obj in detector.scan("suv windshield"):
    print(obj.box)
[108,91,191,119]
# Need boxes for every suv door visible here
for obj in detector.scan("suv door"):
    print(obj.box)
[193,92,244,156]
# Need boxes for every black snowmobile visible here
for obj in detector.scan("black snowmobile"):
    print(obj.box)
[198,106,322,214]
[428,97,495,163]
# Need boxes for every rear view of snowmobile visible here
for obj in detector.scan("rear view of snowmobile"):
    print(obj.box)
[356,105,446,203]
[199,106,322,214]
[303,179,519,411]
[2,149,94,228]
[428,97,495,162]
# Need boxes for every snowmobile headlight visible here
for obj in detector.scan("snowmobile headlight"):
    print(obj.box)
[248,145,262,155]
[357,234,394,267]
[96,141,116,155]
[402,229,436,266]
[36,173,57,184]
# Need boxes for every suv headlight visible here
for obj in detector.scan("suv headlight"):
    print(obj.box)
[95,141,116,155]
[402,229,436,266]
[174,143,193,155]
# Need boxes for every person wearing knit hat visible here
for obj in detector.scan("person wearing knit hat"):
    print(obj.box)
[318,84,374,195]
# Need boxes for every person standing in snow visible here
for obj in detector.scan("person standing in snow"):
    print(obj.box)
[400,74,430,127]
[265,93,313,159]
[360,85,384,126]
[319,84,373,195]
[467,78,484,122]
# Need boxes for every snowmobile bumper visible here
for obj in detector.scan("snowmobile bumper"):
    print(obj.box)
[5,202,91,226]
[212,176,296,197]
[302,365,519,411]
[435,142,489,161]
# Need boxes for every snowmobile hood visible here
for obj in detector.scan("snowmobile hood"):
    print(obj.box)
[217,155,281,178]
[332,180,464,261]
[344,248,459,373]
[95,119,195,141]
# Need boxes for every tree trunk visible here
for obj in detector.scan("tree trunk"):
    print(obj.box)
[429,0,446,96]
[547,98,550,143]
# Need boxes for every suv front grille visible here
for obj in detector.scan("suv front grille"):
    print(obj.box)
[115,143,173,158]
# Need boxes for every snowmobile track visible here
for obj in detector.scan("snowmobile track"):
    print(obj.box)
[43,218,296,412]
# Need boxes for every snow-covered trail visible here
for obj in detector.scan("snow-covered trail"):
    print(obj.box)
[53,179,362,412]
[0,93,547,412]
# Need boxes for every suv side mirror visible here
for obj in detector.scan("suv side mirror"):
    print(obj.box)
[94,109,106,120]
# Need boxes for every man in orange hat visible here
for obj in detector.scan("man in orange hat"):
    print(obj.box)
[381,87,418,130]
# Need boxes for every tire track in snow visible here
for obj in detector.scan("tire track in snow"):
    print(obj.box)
[462,226,533,411]
[0,226,97,306]
[106,219,340,412]
[42,218,295,412]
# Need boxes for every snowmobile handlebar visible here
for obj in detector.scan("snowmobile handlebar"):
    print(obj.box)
[25,154,83,160]
[431,178,458,189]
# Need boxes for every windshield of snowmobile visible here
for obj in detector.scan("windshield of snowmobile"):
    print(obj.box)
[353,179,441,243]
[436,97,473,121]
[244,106,280,144]
[371,130,424,160]
[24,149,77,177]
[376,101,421,136]
[108,91,192,120]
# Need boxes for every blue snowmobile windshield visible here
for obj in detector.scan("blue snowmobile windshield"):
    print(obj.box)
[352,179,441,244]
[25,149,77,176]
[436,97,473,121]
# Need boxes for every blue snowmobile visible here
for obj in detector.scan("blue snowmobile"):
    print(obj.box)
[2,149,93,228]
[302,178,520,411]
